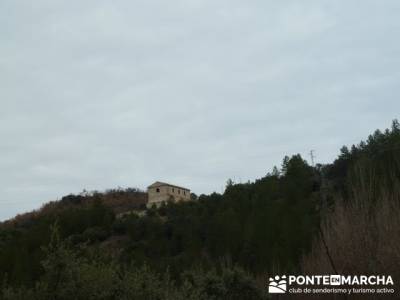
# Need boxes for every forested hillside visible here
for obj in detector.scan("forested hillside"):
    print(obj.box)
[1,120,399,299]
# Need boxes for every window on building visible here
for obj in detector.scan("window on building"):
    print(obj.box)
[172,188,175,193]
[178,190,180,194]
[184,191,186,195]
[156,188,160,193]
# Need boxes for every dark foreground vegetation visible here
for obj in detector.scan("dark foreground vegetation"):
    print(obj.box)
[1,120,399,299]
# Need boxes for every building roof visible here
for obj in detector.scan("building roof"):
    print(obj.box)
[147,181,190,191]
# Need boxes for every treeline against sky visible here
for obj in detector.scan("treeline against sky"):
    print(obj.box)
[1,120,399,299]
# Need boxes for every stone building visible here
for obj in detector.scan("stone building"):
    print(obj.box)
[147,181,190,207]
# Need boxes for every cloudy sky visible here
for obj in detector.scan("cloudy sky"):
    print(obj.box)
[1,0,399,220]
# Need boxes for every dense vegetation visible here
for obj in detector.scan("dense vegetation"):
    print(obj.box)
[1,120,399,299]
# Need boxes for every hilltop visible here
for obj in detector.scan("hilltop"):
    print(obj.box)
[1,188,147,228]
[1,120,399,299]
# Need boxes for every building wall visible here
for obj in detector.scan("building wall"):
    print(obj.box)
[147,185,190,207]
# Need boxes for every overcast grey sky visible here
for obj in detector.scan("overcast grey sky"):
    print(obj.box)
[1,0,399,221]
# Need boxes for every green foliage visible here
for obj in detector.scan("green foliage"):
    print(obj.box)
[115,154,318,275]
[1,227,266,300]
[326,119,400,197]
[1,120,399,298]
[0,155,319,291]
[181,266,265,300]
[0,201,115,286]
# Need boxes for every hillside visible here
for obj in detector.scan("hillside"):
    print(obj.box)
[1,120,399,299]
[1,188,147,228]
